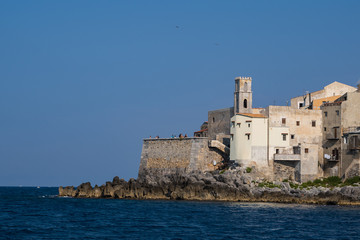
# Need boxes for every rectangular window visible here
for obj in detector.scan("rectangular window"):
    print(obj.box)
[246,133,250,140]
[324,112,328,117]
[305,148,309,153]
[237,123,241,128]
[282,118,286,125]
[291,134,295,139]
[336,110,340,116]
[231,121,235,128]
[312,121,316,127]
[324,127,327,131]
[276,149,279,154]
[248,123,251,127]
[282,134,287,141]
[296,121,300,126]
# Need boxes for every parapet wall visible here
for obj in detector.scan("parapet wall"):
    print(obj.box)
[138,138,225,178]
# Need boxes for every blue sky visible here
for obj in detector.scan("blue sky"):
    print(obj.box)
[1,1,359,186]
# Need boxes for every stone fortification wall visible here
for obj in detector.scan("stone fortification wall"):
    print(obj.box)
[138,138,225,178]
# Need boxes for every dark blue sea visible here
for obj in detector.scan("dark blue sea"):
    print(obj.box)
[1,187,360,239]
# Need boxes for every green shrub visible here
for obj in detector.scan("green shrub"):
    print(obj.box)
[313,179,322,184]
[289,182,299,189]
[246,167,252,173]
[219,169,226,174]
[344,176,360,185]
[282,179,289,183]
[323,176,342,186]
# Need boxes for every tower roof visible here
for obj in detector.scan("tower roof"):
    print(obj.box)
[235,76,252,80]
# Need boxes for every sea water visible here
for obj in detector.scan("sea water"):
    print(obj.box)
[1,187,360,239]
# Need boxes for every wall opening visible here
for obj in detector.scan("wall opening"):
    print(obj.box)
[236,93,239,113]
[312,120,316,127]
[243,99,248,108]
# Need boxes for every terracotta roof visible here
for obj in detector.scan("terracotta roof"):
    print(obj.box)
[194,128,208,133]
[236,113,266,118]
[323,101,343,107]
[313,95,341,109]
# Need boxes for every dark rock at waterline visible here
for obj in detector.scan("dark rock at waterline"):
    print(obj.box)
[59,168,360,205]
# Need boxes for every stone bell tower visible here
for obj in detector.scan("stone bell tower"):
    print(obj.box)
[234,77,253,114]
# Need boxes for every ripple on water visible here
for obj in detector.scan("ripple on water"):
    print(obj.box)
[1,188,360,239]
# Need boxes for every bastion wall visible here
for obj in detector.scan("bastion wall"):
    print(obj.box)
[138,138,225,178]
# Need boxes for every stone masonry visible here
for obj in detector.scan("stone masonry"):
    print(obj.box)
[138,138,226,178]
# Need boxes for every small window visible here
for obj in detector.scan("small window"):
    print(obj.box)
[237,123,241,128]
[282,118,286,125]
[246,133,250,140]
[213,117,215,123]
[324,127,327,131]
[276,149,279,154]
[248,123,251,127]
[305,148,309,153]
[244,99,248,108]
[296,121,300,126]
[291,134,295,139]
[232,121,235,128]
[324,112,328,117]
[312,121,316,127]
[336,110,339,116]
[282,134,287,141]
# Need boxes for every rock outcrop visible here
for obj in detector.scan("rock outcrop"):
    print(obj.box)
[59,168,360,205]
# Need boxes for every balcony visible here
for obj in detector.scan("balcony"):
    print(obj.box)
[343,126,360,134]
[327,156,339,162]
[274,154,301,161]
[348,135,360,150]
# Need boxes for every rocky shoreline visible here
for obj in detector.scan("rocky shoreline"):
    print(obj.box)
[59,168,360,205]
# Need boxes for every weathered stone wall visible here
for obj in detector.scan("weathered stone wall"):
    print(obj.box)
[138,138,225,178]
[274,161,300,182]
[345,159,360,179]
[266,106,323,181]
[321,103,341,177]
[341,91,360,178]
[208,107,234,145]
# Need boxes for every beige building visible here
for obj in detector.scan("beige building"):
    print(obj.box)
[321,85,360,179]
[230,76,357,182]
[291,81,356,109]
[266,106,322,182]
[230,113,269,174]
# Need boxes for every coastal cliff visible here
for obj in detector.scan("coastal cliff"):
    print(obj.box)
[59,167,360,205]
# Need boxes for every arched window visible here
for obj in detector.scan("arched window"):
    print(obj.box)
[243,99,248,108]
[244,82,248,92]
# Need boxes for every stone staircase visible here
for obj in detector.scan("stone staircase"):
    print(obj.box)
[209,140,230,155]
